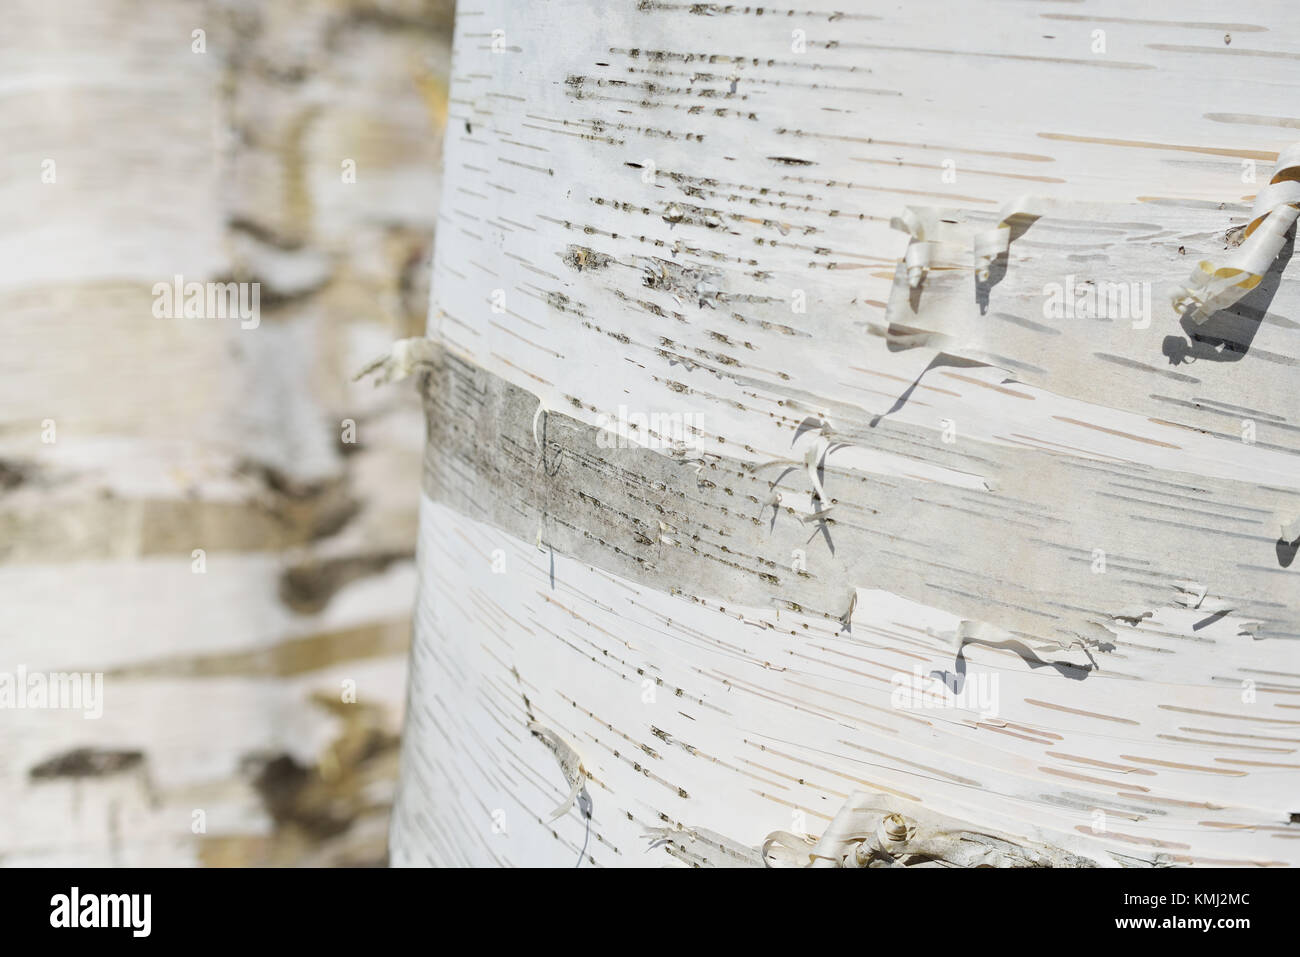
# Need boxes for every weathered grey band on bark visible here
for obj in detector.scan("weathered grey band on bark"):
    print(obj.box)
[421,352,1300,657]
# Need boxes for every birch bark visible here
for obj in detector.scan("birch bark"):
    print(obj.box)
[1,0,452,866]
[392,0,1300,867]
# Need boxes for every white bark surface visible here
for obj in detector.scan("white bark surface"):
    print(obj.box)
[392,0,1300,866]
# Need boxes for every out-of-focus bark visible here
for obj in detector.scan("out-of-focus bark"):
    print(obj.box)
[0,0,453,866]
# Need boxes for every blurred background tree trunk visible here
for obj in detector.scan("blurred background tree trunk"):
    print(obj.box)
[1,0,453,866]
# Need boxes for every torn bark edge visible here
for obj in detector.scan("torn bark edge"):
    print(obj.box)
[353,336,442,386]
[527,720,590,822]
[1173,141,1300,322]
[764,792,1164,868]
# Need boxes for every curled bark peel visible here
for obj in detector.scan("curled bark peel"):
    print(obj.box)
[764,793,1140,869]
[1173,142,1300,321]
[892,199,1048,288]
[971,198,1046,282]
[890,207,932,290]
[527,721,588,822]
[353,337,441,386]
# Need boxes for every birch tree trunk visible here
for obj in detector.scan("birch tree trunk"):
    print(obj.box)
[391,0,1300,868]
[1,0,452,866]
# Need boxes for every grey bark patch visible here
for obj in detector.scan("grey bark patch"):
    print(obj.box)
[278,550,413,614]
[0,460,27,491]
[241,697,400,842]
[237,460,360,541]
[420,352,1300,651]
[30,748,145,780]
[640,256,723,308]
[243,753,352,839]
[563,244,614,272]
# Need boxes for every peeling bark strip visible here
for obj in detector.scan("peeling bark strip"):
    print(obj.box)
[765,792,1129,867]
[394,0,1300,866]
[419,354,1298,650]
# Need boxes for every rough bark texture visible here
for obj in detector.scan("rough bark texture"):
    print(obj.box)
[391,0,1300,866]
[1,0,452,866]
